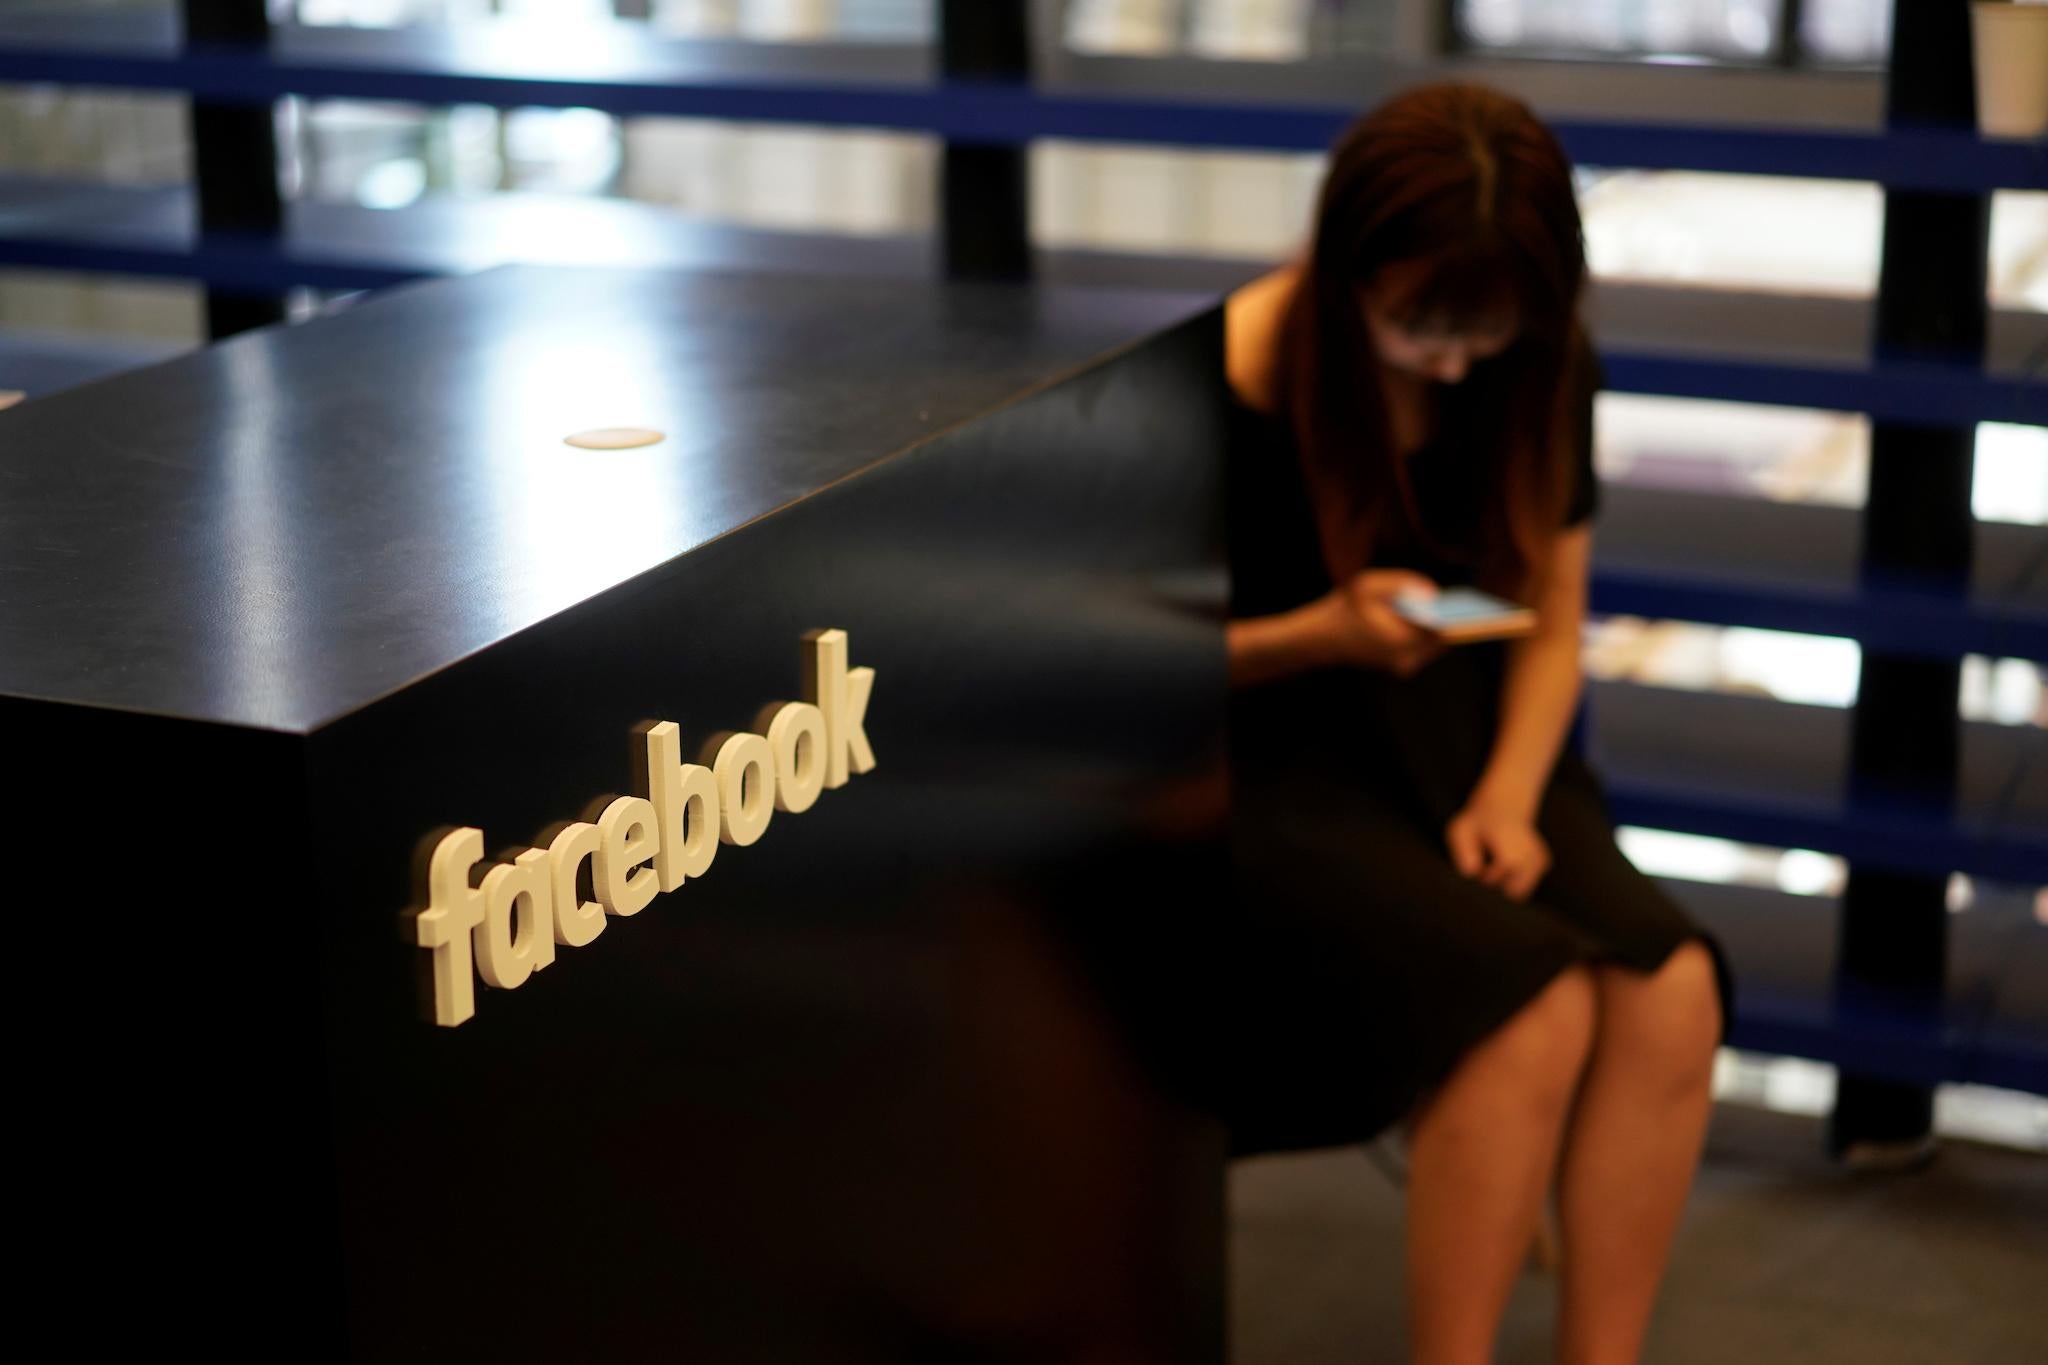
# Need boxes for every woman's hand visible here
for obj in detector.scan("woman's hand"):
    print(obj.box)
[1309,569,1446,677]
[1445,796,1551,901]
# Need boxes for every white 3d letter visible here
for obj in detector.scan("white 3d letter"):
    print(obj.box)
[802,628,877,789]
[675,763,720,878]
[763,701,828,813]
[596,796,660,916]
[415,828,487,1027]
[710,732,775,846]
[547,822,607,948]
[646,721,721,890]
[477,847,556,990]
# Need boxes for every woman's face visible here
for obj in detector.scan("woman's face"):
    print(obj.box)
[1358,268,1518,385]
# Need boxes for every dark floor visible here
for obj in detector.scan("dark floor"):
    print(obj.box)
[1229,1104,2048,1365]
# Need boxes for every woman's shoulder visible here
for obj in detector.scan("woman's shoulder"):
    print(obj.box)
[1225,264,1301,415]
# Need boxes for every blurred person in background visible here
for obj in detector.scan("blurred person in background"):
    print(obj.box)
[1223,82,1732,1365]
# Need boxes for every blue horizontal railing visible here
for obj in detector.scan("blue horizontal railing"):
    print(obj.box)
[1590,571,2048,666]
[0,14,2043,190]
[1663,877,2046,1094]
[1612,788,2048,888]
[1723,1008,2047,1095]
[1593,682,2048,887]
[1602,351,2045,431]
[1594,486,2047,664]
[0,327,185,395]
[0,178,935,290]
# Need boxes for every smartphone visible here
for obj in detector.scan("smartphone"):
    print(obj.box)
[1393,587,1537,643]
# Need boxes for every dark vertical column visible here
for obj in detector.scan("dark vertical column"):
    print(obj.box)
[938,0,1031,282]
[1775,0,1806,67]
[184,0,288,339]
[1827,0,1987,1161]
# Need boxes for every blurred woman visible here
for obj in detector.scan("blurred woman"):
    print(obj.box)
[1224,82,1730,1365]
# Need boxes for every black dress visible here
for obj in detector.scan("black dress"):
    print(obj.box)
[1223,367,1732,1157]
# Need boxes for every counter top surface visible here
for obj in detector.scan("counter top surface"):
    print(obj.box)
[0,266,1211,731]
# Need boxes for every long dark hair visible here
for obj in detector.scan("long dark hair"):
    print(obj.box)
[1278,82,1589,600]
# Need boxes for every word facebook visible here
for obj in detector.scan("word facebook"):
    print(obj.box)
[411,629,876,1027]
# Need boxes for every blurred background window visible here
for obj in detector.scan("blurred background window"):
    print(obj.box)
[1712,1052,2046,1149]
[1058,0,1405,59]
[278,98,938,232]
[0,85,188,186]
[0,269,203,348]
[1456,0,1786,63]
[1613,826,1846,897]
[1454,0,1893,66]
[290,0,935,39]
[1584,614,2046,731]
[1584,620,1865,708]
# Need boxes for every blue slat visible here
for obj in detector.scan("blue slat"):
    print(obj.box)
[1559,120,2048,196]
[1594,683,2047,886]
[0,229,419,292]
[0,34,2043,191]
[1667,878,2048,1095]
[1589,574,2048,665]
[1725,1012,2048,1095]
[1607,789,2048,887]
[0,178,935,289]
[1602,350,2045,429]
[1965,1047,2048,1095]
[0,327,187,397]
[1729,1012,1960,1091]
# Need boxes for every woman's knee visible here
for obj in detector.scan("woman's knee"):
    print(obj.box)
[1597,942,1721,1087]
[1481,965,1598,1107]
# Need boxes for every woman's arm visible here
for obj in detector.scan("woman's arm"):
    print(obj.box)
[1228,569,1446,689]
[1478,526,1590,816]
[1445,526,1591,897]
[1227,603,1342,689]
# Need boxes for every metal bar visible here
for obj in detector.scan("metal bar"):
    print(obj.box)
[1828,0,1990,1163]
[1587,576,2048,665]
[182,0,269,43]
[1778,0,1806,69]
[183,0,285,339]
[1597,351,2042,428]
[1599,791,2046,889]
[937,0,1030,282]
[1,43,2041,190]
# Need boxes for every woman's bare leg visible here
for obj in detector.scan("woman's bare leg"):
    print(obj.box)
[1554,943,1721,1365]
[1406,966,1597,1365]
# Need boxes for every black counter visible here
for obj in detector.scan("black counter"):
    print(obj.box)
[2,267,1230,1362]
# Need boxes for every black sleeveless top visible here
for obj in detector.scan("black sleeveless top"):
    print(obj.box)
[1227,348,1602,621]
[1225,348,1605,818]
